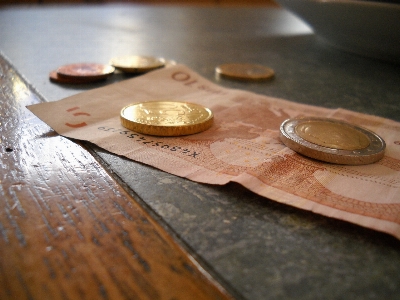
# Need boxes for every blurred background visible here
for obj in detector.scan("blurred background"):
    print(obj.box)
[1,0,279,6]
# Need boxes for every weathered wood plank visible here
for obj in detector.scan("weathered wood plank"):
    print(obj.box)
[0,55,234,300]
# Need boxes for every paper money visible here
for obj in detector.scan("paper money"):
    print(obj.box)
[27,65,400,239]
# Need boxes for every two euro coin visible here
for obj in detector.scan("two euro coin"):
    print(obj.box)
[280,117,386,165]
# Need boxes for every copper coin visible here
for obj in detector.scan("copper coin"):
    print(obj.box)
[49,70,105,84]
[215,63,275,81]
[56,63,115,80]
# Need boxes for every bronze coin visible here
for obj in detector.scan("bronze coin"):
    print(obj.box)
[49,70,105,84]
[56,63,115,80]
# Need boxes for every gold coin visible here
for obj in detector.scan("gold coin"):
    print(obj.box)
[215,63,274,81]
[280,117,386,165]
[120,101,214,136]
[110,55,165,73]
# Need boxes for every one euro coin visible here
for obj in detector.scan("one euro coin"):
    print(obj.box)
[279,117,386,165]
[120,101,214,136]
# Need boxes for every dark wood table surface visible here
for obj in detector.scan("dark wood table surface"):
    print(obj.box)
[1,3,400,300]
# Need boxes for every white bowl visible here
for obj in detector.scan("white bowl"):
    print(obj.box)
[276,0,400,63]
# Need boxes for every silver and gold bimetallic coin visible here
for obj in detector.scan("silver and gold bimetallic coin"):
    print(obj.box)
[279,117,386,165]
[120,101,214,136]
[110,55,166,73]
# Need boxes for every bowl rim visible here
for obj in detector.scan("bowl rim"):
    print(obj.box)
[310,0,400,9]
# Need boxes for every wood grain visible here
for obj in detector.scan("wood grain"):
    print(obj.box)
[0,56,234,299]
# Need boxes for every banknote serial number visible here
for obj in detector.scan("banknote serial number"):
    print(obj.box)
[97,126,200,158]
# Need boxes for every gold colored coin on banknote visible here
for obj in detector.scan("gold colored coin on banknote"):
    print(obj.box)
[110,55,166,73]
[280,117,386,165]
[215,63,275,81]
[56,63,115,81]
[120,101,214,136]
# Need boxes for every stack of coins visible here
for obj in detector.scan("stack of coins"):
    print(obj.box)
[279,117,386,165]
[49,63,115,84]
[120,101,214,136]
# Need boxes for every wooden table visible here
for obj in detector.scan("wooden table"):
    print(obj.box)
[1,4,400,300]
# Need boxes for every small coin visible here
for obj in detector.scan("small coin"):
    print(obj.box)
[279,117,386,165]
[56,63,115,81]
[110,55,166,73]
[120,101,214,136]
[49,70,104,84]
[215,63,275,81]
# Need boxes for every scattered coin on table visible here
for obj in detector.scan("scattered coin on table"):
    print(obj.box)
[279,117,386,165]
[49,70,100,84]
[215,63,275,81]
[110,55,166,73]
[57,63,115,79]
[120,101,214,136]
